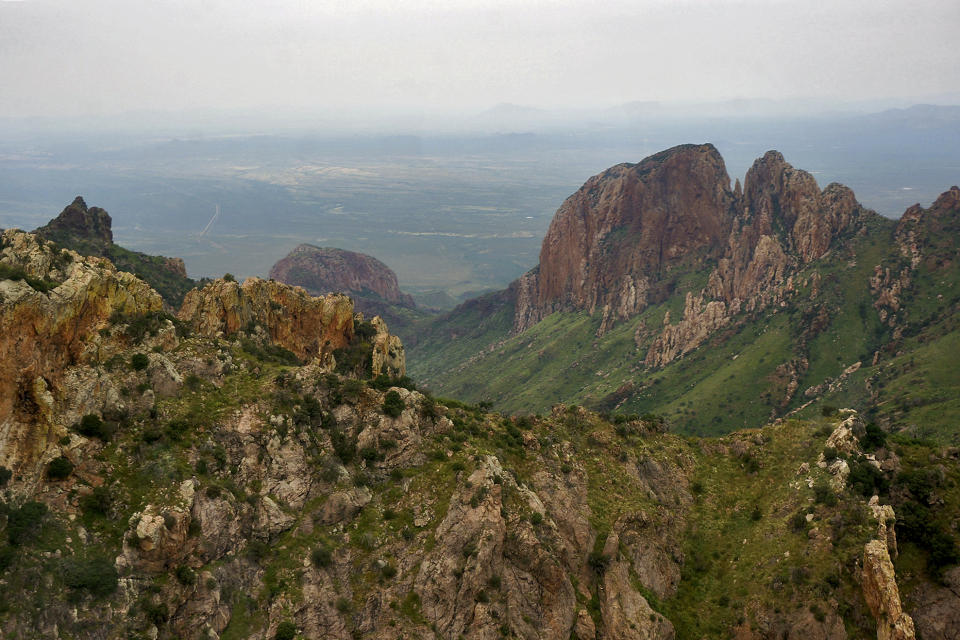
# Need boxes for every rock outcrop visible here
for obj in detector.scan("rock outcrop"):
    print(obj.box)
[0,229,162,481]
[33,197,195,306]
[34,196,113,251]
[510,145,870,365]
[269,244,415,308]
[862,540,915,640]
[178,276,356,364]
[514,144,735,332]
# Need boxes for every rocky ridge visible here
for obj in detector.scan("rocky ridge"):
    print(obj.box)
[33,197,194,307]
[0,226,955,639]
[512,145,868,354]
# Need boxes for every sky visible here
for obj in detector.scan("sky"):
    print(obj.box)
[1,0,958,120]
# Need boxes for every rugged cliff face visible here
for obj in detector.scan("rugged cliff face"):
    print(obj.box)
[512,145,869,341]
[270,244,415,308]
[515,144,735,332]
[0,229,163,482]
[179,277,356,363]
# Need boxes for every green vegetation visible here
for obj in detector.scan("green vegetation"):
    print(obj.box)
[45,456,74,480]
[0,262,60,292]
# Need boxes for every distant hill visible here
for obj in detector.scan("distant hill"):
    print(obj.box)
[34,197,197,308]
[408,145,960,444]
[269,243,431,342]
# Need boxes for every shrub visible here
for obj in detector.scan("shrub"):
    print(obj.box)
[0,466,11,487]
[751,504,763,521]
[860,422,887,450]
[79,486,112,517]
[311,545,333,568]
[588,550,610,573]
[7,501,47,545]
[529,511,543,526]
[175,565,197,586]
[331,429,357,465]
[130,353,150,371]
[46,456,74,480]
[813,480,838,506]
[848,459,889,497]
[382,391,405,418]
[61,556,118,597]
[381,563,398,579]
[275,621,297,640]
[335,597,351,612]
[790,511,808,533]
[821,405,838,417]
[76,414,116,440]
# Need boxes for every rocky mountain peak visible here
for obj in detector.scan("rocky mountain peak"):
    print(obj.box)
[35,195,114,250]
[513,144,871,335]
[269,244,415,309]
[514,143,735,331]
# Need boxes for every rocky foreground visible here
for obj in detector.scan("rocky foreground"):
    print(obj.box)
[0,227,957,639]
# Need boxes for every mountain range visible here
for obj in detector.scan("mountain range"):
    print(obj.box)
[0,142,957,639]
[408,144,960,445]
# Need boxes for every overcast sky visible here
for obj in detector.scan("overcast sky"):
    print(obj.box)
[1,0,958,120]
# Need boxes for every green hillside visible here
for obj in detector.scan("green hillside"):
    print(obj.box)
[409,201,960,444]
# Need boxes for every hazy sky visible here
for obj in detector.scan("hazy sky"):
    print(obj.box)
[1,0,958,119]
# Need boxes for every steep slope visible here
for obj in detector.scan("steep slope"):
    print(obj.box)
[408,147,959,443]
[34,197,197,308]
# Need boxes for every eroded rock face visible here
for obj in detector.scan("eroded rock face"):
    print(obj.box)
[862,540,915,640]
[178,276,356,363]
[509,145,870,368]
[270,244,415,308]
[515,144,735,332]
[0,230,162,480]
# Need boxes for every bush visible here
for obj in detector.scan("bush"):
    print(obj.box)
[588,550,610,573]
[848,459,889,497]
[0,466,11,487]
[130,353,150,371]
[331,429,357,465]
[7,501,47,545]
[275,621,297,640]
[175,565,197,586]
[46,456,74,480]
[79,486,112,517]
[61,556,118,597]
[311,545,333,568]
[860,422,887,451]
[76,414,116,440]
[382,391,405,418]
[813,480,838,506]
[821,405,838,417]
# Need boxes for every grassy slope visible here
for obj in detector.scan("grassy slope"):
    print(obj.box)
[408,214,960,443]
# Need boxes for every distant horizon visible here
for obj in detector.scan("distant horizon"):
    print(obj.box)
[2,97,960,138]
[2,0,957,123]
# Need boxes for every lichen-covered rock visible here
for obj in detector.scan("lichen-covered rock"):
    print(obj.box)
[370,315,406,378]
[0,229,162,482]
[862,539,915,640]
[178,276,356,363]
